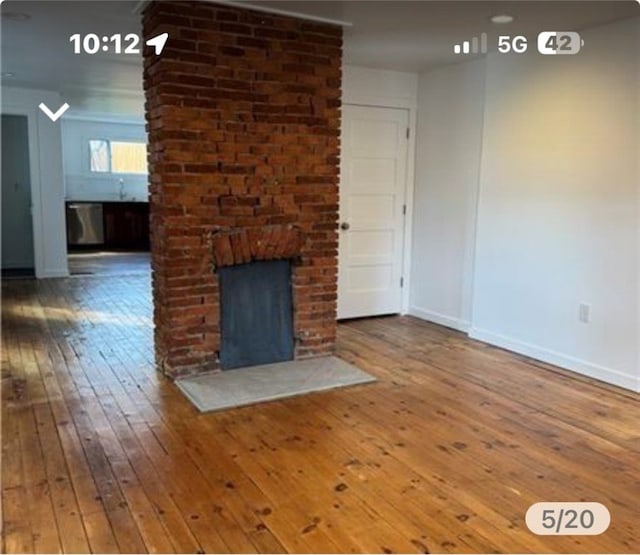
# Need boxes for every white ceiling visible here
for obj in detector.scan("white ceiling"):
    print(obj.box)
[1,0,144,117]
[2,0,638,116]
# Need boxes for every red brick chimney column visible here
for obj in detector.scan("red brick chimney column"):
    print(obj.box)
[142,1,342,378]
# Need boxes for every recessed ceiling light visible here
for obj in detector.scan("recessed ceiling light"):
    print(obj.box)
[1,72,15,78]
[1,12,31,21]
[491,14,514,24]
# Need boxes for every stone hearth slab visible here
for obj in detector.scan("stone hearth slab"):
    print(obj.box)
[175,356,376,413]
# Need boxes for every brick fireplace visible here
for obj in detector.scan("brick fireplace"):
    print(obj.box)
[142,1,343,378]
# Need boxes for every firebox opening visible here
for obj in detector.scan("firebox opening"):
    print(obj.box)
[219,259,294,370]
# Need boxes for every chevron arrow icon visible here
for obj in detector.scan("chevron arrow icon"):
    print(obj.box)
[39,102,70,122]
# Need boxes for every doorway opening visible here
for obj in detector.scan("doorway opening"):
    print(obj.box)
[64,134,151,277]
[1,114,35,279]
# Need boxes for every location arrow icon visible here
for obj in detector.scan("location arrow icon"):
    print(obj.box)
[146,32,169,55]
[39,102,70,122]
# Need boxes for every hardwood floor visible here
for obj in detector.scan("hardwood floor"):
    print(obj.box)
[67,251,150,276]
[2,274,639,554]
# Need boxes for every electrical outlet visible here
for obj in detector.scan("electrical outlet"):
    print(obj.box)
[578,303,590,323]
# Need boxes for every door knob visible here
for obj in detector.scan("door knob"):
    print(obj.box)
[340,222,350,230]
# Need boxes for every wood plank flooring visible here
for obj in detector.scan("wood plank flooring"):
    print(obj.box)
[2,274,639,553]
[67,251,150,277]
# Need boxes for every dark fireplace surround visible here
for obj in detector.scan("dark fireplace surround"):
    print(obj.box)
[142,1,343,378]
[214,226,304,372]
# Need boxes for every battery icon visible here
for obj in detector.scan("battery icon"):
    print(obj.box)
[538,32,583,55]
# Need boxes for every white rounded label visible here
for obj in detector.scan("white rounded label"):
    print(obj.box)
[526,502,610,535]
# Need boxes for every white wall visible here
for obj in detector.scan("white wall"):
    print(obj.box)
[471,18,639,391]
[62,118,148,202]
[1,87,68,277]
[411,17,640,392]
[410,59,486,331]
[343,65,418,109]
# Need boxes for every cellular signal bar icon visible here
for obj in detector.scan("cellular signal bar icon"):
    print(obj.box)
[454,32,488,54]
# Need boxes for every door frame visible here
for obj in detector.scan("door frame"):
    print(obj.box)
[1,106,45,277]
[340,101,417,316]
[2,88,69,278]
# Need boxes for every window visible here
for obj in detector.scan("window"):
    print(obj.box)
[89,139,109,173]
[111,141,148,174]
[89,139,147,175]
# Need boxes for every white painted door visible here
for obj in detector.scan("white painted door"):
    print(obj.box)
[338,105,408,319]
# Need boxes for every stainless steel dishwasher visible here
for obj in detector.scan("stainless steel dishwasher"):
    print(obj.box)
[66,203,104,246]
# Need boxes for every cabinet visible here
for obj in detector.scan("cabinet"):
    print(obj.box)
[102,202,150,250]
